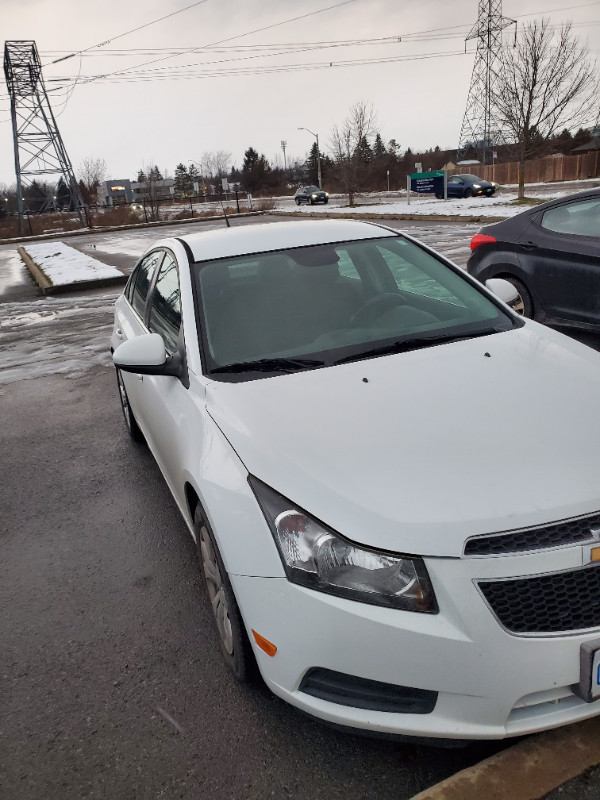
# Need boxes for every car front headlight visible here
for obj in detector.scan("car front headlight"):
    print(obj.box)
[472,183,481,189]
[249,478,437,612]
[311,193,318,198]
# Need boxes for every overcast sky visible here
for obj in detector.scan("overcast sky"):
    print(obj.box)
[1,0,599,187]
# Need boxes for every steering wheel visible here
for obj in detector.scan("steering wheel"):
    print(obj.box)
[350,292,406,326]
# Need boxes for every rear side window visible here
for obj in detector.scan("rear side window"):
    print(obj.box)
[130,251,164,320]
[541,199,600,238]
[148,253,181,355]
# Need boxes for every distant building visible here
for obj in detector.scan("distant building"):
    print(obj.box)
[131,179,175,201]
[103,179,133,206]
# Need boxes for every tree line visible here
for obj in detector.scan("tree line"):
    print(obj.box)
[1,18,597,214]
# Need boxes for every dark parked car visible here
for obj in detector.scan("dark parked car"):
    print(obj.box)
[294,185,329,205]
[440,174,497,199]
[467,188,600,329]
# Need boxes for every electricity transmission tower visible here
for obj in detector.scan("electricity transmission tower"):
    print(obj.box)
[4,40,84,231]
[457,1,515,165]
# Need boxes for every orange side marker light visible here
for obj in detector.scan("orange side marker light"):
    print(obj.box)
[252,629,277,657]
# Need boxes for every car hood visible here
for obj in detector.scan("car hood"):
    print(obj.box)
[206,325,600,557]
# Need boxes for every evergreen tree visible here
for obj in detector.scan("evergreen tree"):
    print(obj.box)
[240,147,271,193]
[137,169,147,182]
[356,135,373,164]
[373,133,386,159]
[174,163,193,196]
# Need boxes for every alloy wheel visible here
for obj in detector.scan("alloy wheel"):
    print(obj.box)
[199,524,234,654]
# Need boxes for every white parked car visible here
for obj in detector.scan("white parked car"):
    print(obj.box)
[111,219,600,742]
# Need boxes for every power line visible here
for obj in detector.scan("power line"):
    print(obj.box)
[72,0,362,87]
[46,0,211,65]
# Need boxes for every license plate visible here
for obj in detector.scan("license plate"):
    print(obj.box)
[574,639,600,702]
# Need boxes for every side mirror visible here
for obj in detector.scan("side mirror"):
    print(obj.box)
[113,333,182,377]
[485,278,520,307]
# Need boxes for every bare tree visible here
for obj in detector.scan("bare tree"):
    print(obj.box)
[329,101,378,205]
[201,150,232,179]
[78,157,107,205]
[138,164,164,221]
[492,20,598,198]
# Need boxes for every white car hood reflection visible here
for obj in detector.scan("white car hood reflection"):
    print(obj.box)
[206,325,600,557]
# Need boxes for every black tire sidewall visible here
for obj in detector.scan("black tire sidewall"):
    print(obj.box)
[506,276,534,318]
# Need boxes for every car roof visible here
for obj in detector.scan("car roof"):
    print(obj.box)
[527,187,600,212]
[479,187,600,234]
[172,219,396,263]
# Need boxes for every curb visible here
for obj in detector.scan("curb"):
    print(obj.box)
[2,210,267,246]
[271,210,509,223]
[410,716,600,800]
[18,246,127,295]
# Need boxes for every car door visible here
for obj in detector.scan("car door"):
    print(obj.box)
[131,250,191,496]
[518,197,600,325]
[114,249,165,412]
[447,176,463,198]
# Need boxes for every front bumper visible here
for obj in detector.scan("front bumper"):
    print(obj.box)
[232,543,600,740]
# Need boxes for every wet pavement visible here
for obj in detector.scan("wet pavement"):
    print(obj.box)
[2,213,599,799]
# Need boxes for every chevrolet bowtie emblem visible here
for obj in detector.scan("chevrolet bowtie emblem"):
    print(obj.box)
[583,528,600,565]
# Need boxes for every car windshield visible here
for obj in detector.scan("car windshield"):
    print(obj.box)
[194,235,515,380]
[460,175,483,181]
[304,186,320,192]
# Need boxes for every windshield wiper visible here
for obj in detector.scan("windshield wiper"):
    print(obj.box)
[333,328,500,365]
[211,356,326,374]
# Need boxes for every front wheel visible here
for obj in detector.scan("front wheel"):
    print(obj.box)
[323,198,328,204]
[503,276,534,318]
[464,188,473,198]
[195,507,256,683]
[115,367,144,441]
[435,193,443,200]
[295,198,301,205]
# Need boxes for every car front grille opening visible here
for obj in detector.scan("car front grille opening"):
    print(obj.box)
[298,668,438,714]
[464,512,600,556]
[478,564,600,634]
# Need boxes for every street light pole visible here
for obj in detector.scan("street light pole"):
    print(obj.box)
[298,127,322,189]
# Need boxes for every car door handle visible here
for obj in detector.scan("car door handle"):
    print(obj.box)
[521,241,538,250]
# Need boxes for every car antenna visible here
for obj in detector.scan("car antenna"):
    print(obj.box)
[220,201,231,228]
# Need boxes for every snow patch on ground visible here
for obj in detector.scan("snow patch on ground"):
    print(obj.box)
[22,242,123,285]
[278,192,532,218]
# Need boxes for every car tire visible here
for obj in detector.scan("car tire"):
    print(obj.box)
[503,276,534,318]
[464,188,473,198]
[309,198,315,205]
[324,198,328,204]
[435,193,443,200]
[115,367,144,442]
[295,198,301,205]
[194,506,257,683]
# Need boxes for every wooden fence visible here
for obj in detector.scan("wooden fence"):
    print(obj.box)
[450,150,600,185]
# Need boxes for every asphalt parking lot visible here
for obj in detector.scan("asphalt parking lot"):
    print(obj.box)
[1,213,599,799]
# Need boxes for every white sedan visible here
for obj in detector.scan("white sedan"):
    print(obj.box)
[111,219,600,741]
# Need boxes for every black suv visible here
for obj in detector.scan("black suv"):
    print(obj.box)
[294,186,329,205]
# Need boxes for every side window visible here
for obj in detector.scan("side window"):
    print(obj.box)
[148,253,181,355]
[130,251,164,320]
[541,199,600,237]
